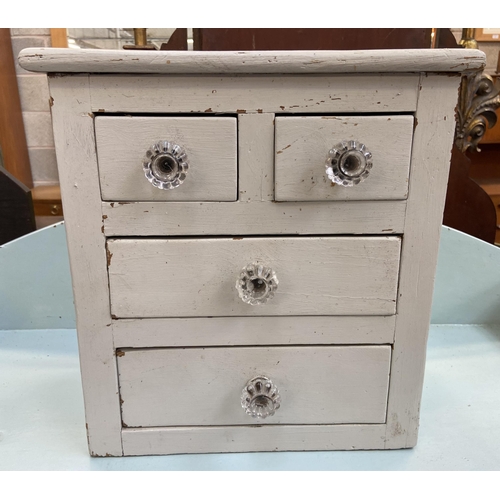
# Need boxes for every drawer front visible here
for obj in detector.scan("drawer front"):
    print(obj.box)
[118,345,392,427]
[95,116,237,201]
[275,115,413,201]
[107,236,401,318]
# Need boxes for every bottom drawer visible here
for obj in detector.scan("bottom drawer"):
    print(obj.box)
[118,345,391,427]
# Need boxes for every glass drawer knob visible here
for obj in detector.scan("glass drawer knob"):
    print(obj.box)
[326,140,373,187]
[241,376,281,419]
[236,263,278,305]
[143,140,188,190]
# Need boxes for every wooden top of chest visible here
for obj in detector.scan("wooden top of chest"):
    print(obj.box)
[19,48,485,74]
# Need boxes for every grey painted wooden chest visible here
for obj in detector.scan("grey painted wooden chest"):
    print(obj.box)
[19,47,484,456]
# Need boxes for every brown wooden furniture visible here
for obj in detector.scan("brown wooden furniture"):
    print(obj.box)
[0,28,37,243]
[468,104,500,244]
[444,146,497,243]
[50,28,68,48]
[0,28,32,188]
[31,184,63,217]
[193,28,433,51]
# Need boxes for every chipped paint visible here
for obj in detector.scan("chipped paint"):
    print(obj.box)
[276,144,292,155]
[106,246,113,267]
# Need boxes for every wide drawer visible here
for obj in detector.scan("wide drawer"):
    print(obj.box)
[118,345,392,427]
[107,236,401,318]
[275,115,413,201]
[95,116,237,201]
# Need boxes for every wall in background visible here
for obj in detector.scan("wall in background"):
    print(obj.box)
[9,28,58,188]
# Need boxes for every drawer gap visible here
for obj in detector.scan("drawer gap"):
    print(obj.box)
[116,343,393,354]
[121,422,388,429]
[105,233,404,241]
[274,111,415,117]
[93,112,240,118]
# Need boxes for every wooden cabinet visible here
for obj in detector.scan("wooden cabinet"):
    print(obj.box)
[19,47,485,456]
[468,106,500,245]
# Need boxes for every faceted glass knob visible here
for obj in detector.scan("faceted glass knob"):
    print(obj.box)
[143,140,188,190]
[325,140,373,187]
[241,376,281,419]
[236,263,278,305]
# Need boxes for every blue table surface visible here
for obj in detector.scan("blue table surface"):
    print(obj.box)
[1,325,499,471]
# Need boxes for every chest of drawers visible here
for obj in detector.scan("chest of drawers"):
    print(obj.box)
[20,48,485,457]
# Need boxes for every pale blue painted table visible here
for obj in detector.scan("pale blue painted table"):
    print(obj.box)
[1,224,500,470]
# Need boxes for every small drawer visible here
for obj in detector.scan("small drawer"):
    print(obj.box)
[275,115,413,201]
[118,345,392,427]
[95,116,237,201]
[107,236,401,318]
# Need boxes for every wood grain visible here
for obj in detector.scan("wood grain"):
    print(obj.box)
[95,116,237,201]
[87,74,420,114]
[19,48,485,74]
[108,236,401,318]
[238,113,275,201]
[122,424,388,455]
[50,28,68,48]
[101,200,407,237]
[384,74,462,448]
[48,75,123,456]
[118,345,392,427]
[112,315,396,347]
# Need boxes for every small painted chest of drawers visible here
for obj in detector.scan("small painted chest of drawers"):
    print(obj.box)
[20,47,485,456]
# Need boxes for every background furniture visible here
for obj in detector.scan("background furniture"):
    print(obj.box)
[0,29,35,244]
[468,102,500,244]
